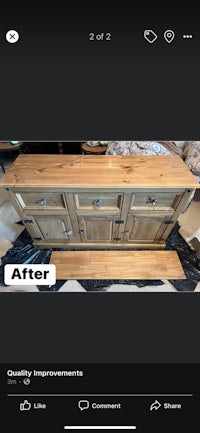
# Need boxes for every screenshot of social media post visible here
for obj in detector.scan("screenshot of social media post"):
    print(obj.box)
[0,140,199,293]
[1,8,200,433]
[1,363,199,431]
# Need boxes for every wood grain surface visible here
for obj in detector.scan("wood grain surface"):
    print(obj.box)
[50,250,186,280]
[0,154,199,188]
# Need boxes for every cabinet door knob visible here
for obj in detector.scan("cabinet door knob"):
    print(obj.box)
[92,199,103,207]
[152,198,158,206]
[125,229,130,235]
[79,229,84,235]
[39,197,46,206]
[66,229,73,236]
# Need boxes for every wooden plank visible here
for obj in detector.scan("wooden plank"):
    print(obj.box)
[33,242,166,249]
[0,155,199,189]
[50,250,186,280]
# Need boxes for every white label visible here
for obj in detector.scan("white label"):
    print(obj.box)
[4,264,56,285]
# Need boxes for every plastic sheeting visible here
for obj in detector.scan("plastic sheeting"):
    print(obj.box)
[0,224,199,291]
[0,229,52,287]
[77,279,164,291]
[165,222,200,291]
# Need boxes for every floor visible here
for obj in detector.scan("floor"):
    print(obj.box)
[0,155,200,293]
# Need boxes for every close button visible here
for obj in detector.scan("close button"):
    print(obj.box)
[6,30,20,43]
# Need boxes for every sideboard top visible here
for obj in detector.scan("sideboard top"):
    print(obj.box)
[0,154,199,189]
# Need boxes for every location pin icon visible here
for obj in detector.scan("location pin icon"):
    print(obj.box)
[164,30,175,43]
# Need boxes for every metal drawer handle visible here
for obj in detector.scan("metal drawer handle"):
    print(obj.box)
[66,229,73,236]
[79,229,84,235]
[92,199,103,207]
[39,197,46,207]
[151,198,158,206]
[125,229,130,235]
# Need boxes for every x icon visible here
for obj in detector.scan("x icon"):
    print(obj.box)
[6,30,19,43]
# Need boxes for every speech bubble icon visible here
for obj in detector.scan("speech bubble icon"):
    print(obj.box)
[78,400,89,411]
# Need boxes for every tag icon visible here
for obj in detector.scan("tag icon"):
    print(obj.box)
[144,30,158,44]
[164,30,175,43]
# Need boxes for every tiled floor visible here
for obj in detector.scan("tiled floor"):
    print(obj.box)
[0,158,200,293]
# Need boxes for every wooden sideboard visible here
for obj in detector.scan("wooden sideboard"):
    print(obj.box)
[0,154,199,250]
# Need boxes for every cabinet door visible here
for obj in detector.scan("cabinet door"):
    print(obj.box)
[23,214,75,242]
[123,211,173,243]
[77,215,120,243]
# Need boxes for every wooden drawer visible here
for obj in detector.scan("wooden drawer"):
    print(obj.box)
[74,193,123,212]
[15,191,66,210]
[130,190,183,210]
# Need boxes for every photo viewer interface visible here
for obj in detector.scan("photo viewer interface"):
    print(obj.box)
[0,7,200,433]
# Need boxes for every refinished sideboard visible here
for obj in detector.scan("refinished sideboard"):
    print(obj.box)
[0,154,199,251]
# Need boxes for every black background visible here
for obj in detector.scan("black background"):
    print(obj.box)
[1,294,200,362]
[0,5,200,363]
[0,5,199,140]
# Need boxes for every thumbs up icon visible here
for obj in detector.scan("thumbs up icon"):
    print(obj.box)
[20,400,31,411]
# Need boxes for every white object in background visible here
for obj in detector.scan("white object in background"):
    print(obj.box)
[187,228,200,258]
